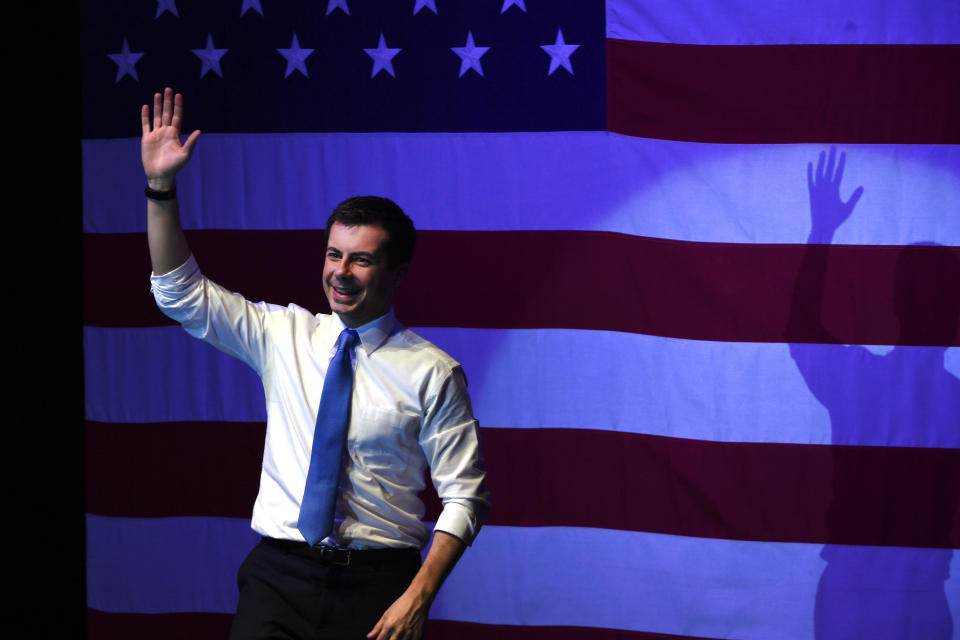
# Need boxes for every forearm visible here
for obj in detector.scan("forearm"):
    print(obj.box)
[366,530,466,639]
[406,530,465,605]
[786,235,833,341]
[141,88,201,275]
[147,178,191,275]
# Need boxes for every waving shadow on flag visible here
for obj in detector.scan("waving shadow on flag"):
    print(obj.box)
[787,148,959,640]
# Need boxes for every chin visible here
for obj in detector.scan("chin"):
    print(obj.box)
[331,303,356,317]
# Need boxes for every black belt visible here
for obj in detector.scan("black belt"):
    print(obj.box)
[263,537,420,568]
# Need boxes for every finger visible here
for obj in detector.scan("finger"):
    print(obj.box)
[845,185,864,212]
[366,620,382,639]
[182,129,202,156]
[152,92,162,131]
[825,146,836,181]
[141,104,151,136]
[835,151,846,185]
[162,87,174,127]
[171,92,185,132]
[816,150,825,182]
[806,161,814,191]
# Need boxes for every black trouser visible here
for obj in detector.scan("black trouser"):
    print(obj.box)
[230,538,422,640]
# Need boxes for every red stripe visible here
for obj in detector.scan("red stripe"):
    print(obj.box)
[426,620,719,640]
[83,231,960,346]
[86,422,960,548]
[87,610,233,640]
[85,610,719,640]
[85,421,264,519]
[607,41,960,144]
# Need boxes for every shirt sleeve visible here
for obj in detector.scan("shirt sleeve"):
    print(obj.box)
[419,365,491,546]
[150,253,272,374]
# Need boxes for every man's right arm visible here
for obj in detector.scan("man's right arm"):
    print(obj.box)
[786,147,863,344]
[787,148,865,401]
[143,89,271,372]
[142,87,201,275]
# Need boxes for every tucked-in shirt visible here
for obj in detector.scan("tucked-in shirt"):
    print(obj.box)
[151,254,490,549]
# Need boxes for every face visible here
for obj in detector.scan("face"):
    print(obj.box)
[322,222,407,328]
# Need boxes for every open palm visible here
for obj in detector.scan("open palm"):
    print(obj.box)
[141,88,201,186]
[806,146,863,235]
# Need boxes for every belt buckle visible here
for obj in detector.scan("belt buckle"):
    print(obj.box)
[322,546,352,566]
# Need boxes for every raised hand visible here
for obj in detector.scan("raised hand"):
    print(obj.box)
[806,146,863,239]
[141,87,201,190]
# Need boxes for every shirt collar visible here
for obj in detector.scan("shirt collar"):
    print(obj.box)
[325,309,398,356]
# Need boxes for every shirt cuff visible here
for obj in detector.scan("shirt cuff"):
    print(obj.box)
[433,501,482,546]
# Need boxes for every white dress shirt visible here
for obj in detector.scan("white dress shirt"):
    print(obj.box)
[151,254,490,549]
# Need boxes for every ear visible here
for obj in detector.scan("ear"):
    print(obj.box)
[392,263,409,287]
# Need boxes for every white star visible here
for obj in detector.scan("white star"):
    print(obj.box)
[240,0,263,16]
[540,28,580,75]
[277,34,314,78]
[107,38,143,83]
[451,31,489,78]
[364,33,401,78]
[193,34,228,78]
[413,0,437,15]
[155,0,179,18]
[500,0,526,13]
[326,0,349,15]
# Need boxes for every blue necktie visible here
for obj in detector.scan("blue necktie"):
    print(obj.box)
[298,328,359,546]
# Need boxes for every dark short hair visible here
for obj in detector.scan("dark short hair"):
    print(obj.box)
[326,196,416,267]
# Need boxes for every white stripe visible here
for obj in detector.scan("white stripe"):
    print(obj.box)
[86,514,259,614]
[82,134,960,246]
[83,326,960,447]
[84,326,267,424]
[86,514,960,639]
[607,0,960,44]
[436,527,960,639]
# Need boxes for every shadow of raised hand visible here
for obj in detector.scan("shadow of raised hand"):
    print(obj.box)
[807,147,863,242]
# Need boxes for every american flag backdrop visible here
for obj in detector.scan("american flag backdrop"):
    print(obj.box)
[81,1,960,638]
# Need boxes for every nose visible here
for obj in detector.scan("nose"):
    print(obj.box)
[332,258,352,280]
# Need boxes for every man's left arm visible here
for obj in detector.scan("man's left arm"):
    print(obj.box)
[369,363,490,640]
[367,530,465,640]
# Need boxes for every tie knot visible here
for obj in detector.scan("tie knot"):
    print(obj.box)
[337,329,359,352]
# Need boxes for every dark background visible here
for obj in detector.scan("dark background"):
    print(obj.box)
[12,2,85,636]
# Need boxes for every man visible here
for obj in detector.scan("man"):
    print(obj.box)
[142,88,490,640]
[788,148,958,639]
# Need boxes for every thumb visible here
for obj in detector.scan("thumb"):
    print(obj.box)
[845,185,864,213]
[182,129,202,157]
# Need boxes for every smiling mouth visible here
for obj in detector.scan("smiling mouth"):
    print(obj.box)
[331,284,360,299]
